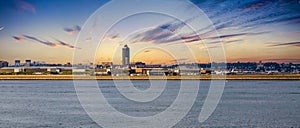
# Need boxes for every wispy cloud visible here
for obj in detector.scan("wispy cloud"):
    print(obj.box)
[128,27,171,44]
[224,39,244,44]
[207,39,243,45]
[63,25,81,35]
[191,0,300,32]
[126,10,273,46]
[170,58,189,63]
[290,31,300,35]
[127,18,194,44]
[1,0,37,14]
[144,50,151,53]
[264,58,300,63]
[85,37,92,42]
[242,1,272,12]
[12,36,24,42]
[268,42,300,47]
[17,0,36,13]
[55,39,81,49]
[16,34,81,49]
[206,32,269,40]
[23,35,58,47]
[0,26,4,31]
[104,32,120,40]
[182,31,269,44]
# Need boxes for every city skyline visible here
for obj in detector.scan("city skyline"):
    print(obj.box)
[0,0,299,64]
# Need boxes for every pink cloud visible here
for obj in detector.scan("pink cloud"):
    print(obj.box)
[63,25,81,35]
[14,0,36,14]
[243,1,271,12]
[12,36,24,42]
[85,37,92,42]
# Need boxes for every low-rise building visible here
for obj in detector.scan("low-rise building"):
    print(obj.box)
[147,68,166,76]
[0,67,23,73]
[0,60,8,68]
[177,66,200,76]
[15,60,21,67]
[24,68,47,73]
[0,68,14,73]
[72,69,86,73]
[25,60,31,67]
[94,69,111,76]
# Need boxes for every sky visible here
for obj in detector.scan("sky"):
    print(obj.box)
[0,0,299,65]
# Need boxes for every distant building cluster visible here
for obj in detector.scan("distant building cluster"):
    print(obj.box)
[0,59,73,75]
[0,45,299,75]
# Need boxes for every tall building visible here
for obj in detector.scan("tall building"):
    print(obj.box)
[122,44,130,68]
[15,60,21,67]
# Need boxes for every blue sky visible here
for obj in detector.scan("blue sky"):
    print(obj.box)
[0,0,299,64]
